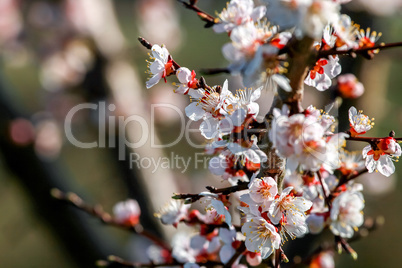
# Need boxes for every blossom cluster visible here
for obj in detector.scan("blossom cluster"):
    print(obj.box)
[133,0,402,267]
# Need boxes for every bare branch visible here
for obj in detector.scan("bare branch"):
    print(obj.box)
[51,189,171,251]
[177,0,217,28]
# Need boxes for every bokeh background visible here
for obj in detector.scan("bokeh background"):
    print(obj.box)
[0,0,401,267]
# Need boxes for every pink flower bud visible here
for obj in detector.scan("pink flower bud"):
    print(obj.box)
[337,74,364,99]
[113,199,141,226]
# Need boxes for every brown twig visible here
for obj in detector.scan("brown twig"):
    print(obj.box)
[97,255,223,268]
[317,171,331,209]
[138,37,153,50]
[173,182,249,203]
[177,0,216,28]
[206,182,249,194]
[51,189,171,251]
[201,67,230,75]
[318,41,402,58]
[336,167,368,189]
[274,248,282,268]
[346,136,402,142]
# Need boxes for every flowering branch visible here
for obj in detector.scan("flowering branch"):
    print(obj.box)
[51,189,171,251]
[172,182,249,203]
[336,167,369,189]
[138,37,181,70]
[346,134,402,143]
[97,255,221,268]
[318,41,402,59]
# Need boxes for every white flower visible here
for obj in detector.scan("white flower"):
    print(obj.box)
[263,0,304,31]
[339,150,365,176]
[268,187,312,225]
[330,190,365,238]
[190,234,221,260]
[268,187,312,238]
[305,55,341,91]
[264,0,340,39]
[362,138,401,177]
[185,80,235,139]
[146,44,174,88]
[322,133,349,173]
[249,177,278,209]
[208,199,232,227]
[306,213,325,234]
[242,217,281,259]
[300,0,340,39]
[223,22,276,74]
[348,106,373,136]
[171,232,197,263]
[332,15,359,50]
[213,0,267,33]
[208,152,250,185]
[239,191,264,218]
[235,87,262,116]
[113,199,141,226]
[155,199,190,227]
[271,110,328,171]
[283,170,304,194]
[219,227,238,264]
[227,141,267,168]
[241,37,291,90]
[174,67,199,94]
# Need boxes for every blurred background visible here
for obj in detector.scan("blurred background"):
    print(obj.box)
[0,0,401,267]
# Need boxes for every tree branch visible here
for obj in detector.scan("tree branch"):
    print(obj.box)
[173,182,249,203]
[51,189,171,251]
[317,171,331,209]
[177,0,216,28]
[97,255,222,268]
[318,41,402,58]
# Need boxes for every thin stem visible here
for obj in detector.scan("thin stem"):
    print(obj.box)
[317,171,331,209]
[318,41,402,58]
[201,67,230,75]
[177,0,216,27]
[173,182,249,203]
[336,168,368,189]
[97,255,222,268]
[274,248,282,268]
[206,182,249,194]
[51,189,171,251]
[138,37,153,50]
[335,236,358,260]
